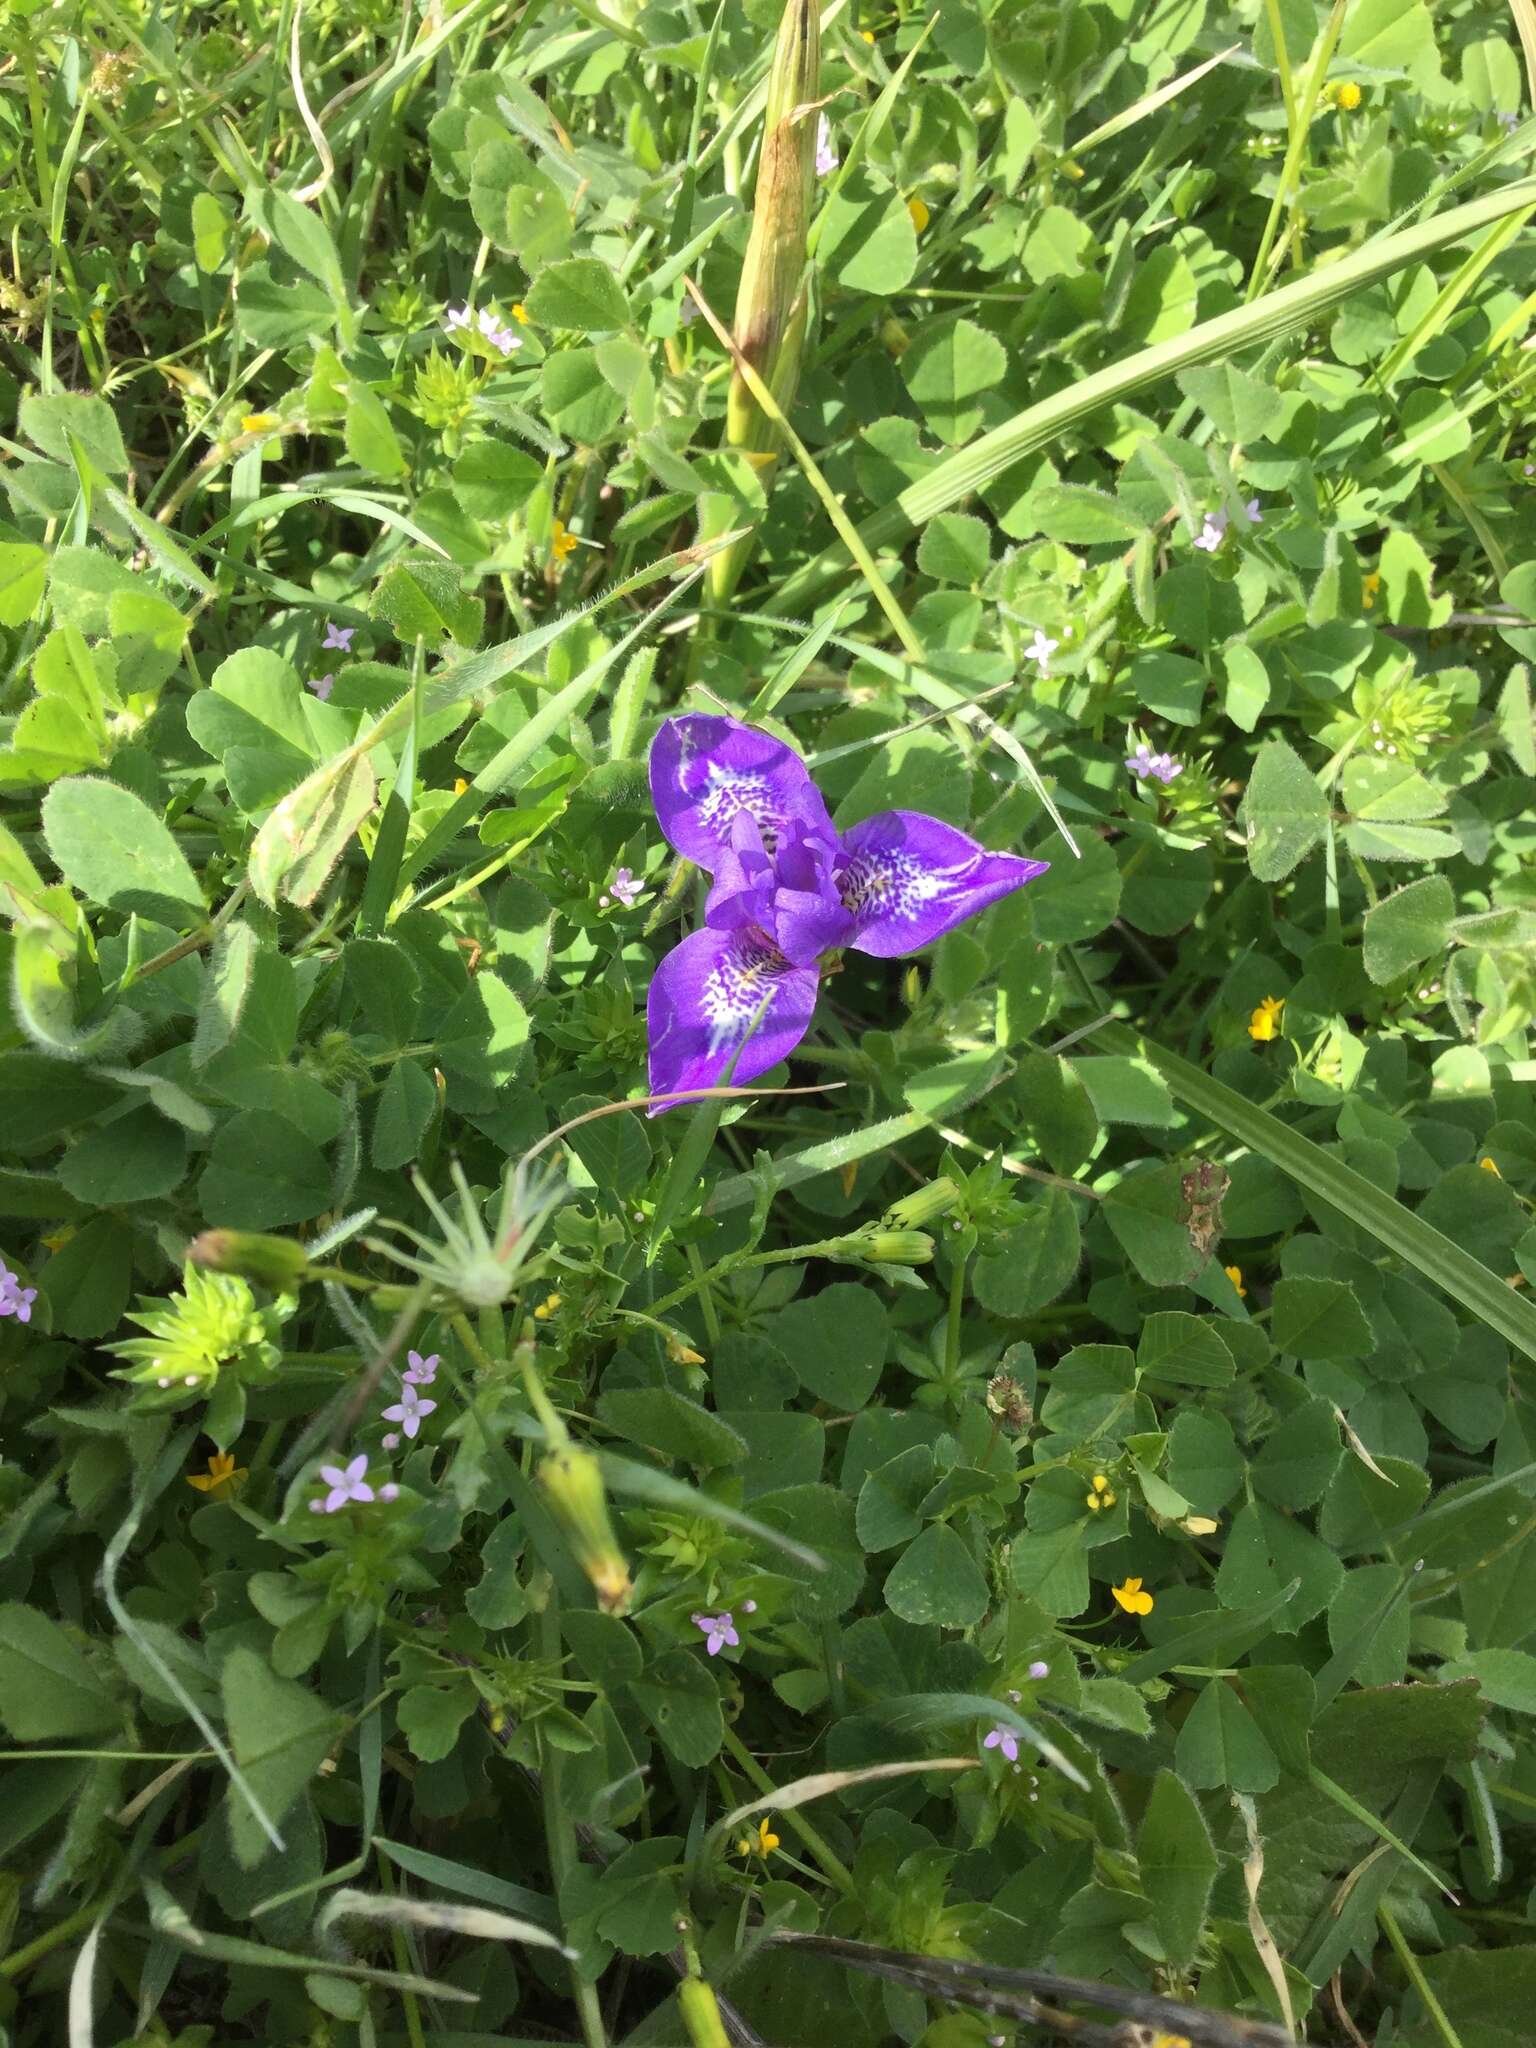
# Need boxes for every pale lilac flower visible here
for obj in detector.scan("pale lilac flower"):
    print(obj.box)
[475,306,522,357]
[815,115,839,177]
[322,623,355,652]
[1127,741,1182,785]
[692,1611,739,1656]
[646,716,1047,1108]
[600,866,644,911]
[1244,497,1262,524]
[1028,1659,1049,1680]
[0,1267,36,1324]
[382,1383,437,1440]
[381,1432,400,1450]
[679,296,699,327]
[308,673,334,701]
[1500,111,1520,134]
[404,1350,439,1386]
[445,304,473,332]
[1025,628,1059,675]
[983,1722,1020,1763]
[741,1599,758,1614]
[318,1453,374,1512]
[380,1483,400,1502]
[1192,509,1229,553]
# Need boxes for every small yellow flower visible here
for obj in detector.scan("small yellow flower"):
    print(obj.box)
[551,520,579,562]
[1111,1576,1154,1617]
[1362,570,1381,609]
[1248,995,1285,1042]
[1084,1473,1117,1512]
[1181,1515,1220,1537]
[665,1332,706,1366]
[533,1291,563,1320]
[1479,1156,1502,1177]
[906,195,930,233]
[187,1450,247,1497]
[453,776,470,796]
[1223,1264,1246,1298]
[737,1814,780,1858]
[1334,80,1362,111]
[1062,160,1085,179]
[1152,2034,1192,2048]
[41,1226,76,1253]
[859,26,875,41]
[241,412,280,433]
[511,302,531,324]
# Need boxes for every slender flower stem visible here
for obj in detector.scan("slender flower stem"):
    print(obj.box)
[0,1900,104,1980]
[1378,1903,1463,2048]
[684,1243,722,1345]
[719,1724,852,1892]
[539,1595,610,2048]
[648,1234,869,1318]
[944,1244,967,1387]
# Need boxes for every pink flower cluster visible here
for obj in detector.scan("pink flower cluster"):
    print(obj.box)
[309,1350,439,1515]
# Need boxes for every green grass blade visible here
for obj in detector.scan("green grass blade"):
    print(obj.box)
[1104,1024,1536,1364]
[776,175,1536,609]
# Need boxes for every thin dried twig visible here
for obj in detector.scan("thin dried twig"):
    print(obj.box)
[768,1934,1296,2048]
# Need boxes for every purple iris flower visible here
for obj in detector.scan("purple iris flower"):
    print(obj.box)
[646,716,1047,1110]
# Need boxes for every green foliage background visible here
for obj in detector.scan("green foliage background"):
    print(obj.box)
[0,0,1535,2043]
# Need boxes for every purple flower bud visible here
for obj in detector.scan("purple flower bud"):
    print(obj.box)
[1028,1659,1049,1680]
[380,1483,400,1502]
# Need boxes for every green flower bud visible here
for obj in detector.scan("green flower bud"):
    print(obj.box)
[882,1177,959,1231]
[536,1444,633,1615]
[858,1230,935,1266]
[186,1230,311,1292]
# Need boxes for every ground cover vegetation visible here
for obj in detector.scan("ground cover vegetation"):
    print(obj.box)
[1,0,1536,2043]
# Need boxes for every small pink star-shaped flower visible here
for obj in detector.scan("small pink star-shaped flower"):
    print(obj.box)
[404,1350,439,1386]
[692,1611,739,1656]
[318,1453,374,1512]
[381,1384,437,1440]
[308,673,334,701]
[322,623,355,652]
[983,1722,1020,1763]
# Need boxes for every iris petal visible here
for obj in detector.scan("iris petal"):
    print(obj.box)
[650,715,835,872]
[837,810,1048,957]
[647,924,819,1113]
